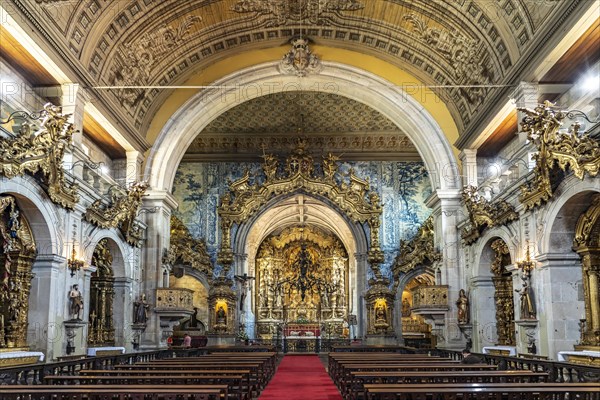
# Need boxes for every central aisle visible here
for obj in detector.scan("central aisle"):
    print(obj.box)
[259,355,343,400]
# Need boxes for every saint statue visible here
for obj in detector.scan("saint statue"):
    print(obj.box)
[133,293,149,324]
[69,284,84,320]
[516,276,536,319]
[401,298,411,317]
[216,305,227,325]
[375,303,386,322]
[456,289,469,325]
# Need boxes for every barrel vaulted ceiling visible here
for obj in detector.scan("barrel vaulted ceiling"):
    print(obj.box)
[9,0,582,154]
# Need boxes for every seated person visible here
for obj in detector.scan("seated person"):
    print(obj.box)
[461,349,483,364]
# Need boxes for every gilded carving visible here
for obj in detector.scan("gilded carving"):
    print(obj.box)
[279,37,322,77]
[166,216,213,277]
[255,226,348,333]
[572,194,600,348]
[518,101,600,210]
[364,282,395,335]
[0,103,79,209]
[392,216,441,276]
[461,185,518,245]
[218,139,382,278]
[231,0,364,26]
[411,285,449,310]
[490,239,515,346]
[85,181,148,247]
[88,239,115,345]
[0,195,35,349]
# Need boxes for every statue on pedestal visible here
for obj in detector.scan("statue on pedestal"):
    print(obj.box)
[516,276,536,319]
[456,289,469,325]
[69,284,83,320]
[133,293,149,324]
[216,306,227,325]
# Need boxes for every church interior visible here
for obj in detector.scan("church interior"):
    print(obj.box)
[0,0,599,397]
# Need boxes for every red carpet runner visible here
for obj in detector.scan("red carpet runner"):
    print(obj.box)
[259,355,343,400]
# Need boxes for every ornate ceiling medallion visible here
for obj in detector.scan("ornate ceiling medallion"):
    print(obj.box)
[232,0,364,27]
[519,101,600,211]
[461,185,518,245]
[164,216,213,277]
[279,37,322,77]
[85,182,148,247]
[392,216,440,277]
[0,103,79,209]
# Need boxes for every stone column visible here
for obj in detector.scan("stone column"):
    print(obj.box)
[140,190,178,349]
[459,149,478,188]
[536,253,583,359]
[355,252,367,338]
[437,189,463,348]
[26,254,64,360]
[113,277,134,351]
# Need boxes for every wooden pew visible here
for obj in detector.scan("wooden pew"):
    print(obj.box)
[44,375,244,399]
[363,382,600,400]
[0,385,226,400]
[334,362,497,388]
[77,369,257,398]
[346,371,549,400]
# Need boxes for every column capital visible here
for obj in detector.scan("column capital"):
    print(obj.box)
[143,189,179,211]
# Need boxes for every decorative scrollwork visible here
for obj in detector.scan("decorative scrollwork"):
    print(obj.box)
[166,215,213,277]
[218,139,382,278]
[461,185,518,245]
[85,181,148,247]
[392,216,441,276]
[518,101,600,210]
[0,103,79,209]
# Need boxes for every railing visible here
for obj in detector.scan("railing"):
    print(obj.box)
[411,285,449,309]
[0,348,206,385]
[434,348,600,383]
[155,288,194,312]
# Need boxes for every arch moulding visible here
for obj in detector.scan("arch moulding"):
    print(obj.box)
[145,62,460,194]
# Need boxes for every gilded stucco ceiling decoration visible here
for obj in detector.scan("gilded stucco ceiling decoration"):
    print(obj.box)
[186,91,416,159]
[231,0,364,27]
[19,0,569,134]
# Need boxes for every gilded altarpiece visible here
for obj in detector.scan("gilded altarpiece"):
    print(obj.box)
[0,196,35,350]
[491,239,515,346]
[255,226,348,338]
[573,194,600,350]
[88,239,115,345]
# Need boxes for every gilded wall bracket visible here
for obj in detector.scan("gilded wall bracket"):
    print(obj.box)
[518,101,600,211]
[461,185,518,245]
[85,181,148,247]
[166,216,214,277]
[392,216,441,278]
[0,103,79,209]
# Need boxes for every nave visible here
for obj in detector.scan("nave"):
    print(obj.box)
[0,345,598,399]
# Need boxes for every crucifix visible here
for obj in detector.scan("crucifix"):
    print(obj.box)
[234,273,255,311]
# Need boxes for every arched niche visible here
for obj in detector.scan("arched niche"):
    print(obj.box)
[234,193,368,337]
[398,272,436,348]
[472,236,515,350]
[1,179,63,355]
[539,187,599,354]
